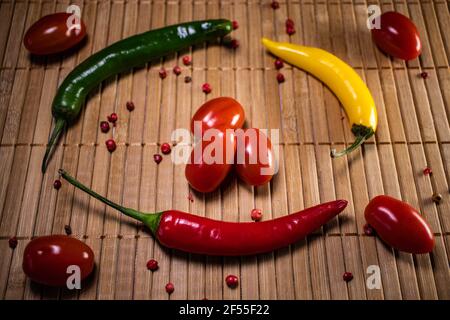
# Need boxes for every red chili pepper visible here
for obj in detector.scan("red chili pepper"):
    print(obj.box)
[364,195,435,254]
[59,169,347,256]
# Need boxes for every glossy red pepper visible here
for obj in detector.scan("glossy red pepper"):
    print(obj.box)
[371,11,421,61]
[23,13,87,55]
[60,170,347,256]
[235,128,275,186]
[364,195,435,254]
[191,97,245,137]
[185,129,235,193]
[22,235,94,286]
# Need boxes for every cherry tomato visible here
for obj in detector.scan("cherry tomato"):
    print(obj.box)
[364,195,434,254]
[23,235,94,286]
[23,13,86,55]
[235,128,275,186]
[191,97,245,137]
[185,129,235,193]
[371,11,421,61]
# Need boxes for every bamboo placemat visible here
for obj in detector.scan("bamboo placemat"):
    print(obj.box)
[0,0,449,300]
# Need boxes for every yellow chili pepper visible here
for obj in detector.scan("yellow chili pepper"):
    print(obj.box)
[262,38,377,157]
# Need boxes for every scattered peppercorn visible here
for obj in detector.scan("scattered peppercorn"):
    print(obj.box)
[173,65,182,75]
[9,236,18,249]
[182,56,191,66]
[225,275,239,288]
[159,68,167,79]
[105,139,117,152]
[232,20,239,30]
[277,73,285,83]
[363,223,375,236]
[161,143,171,155]
[146,259,159,271]
[286,25,296,35]
[270,1,280,9]
[274,58,284,69]
[165,282,175,294]
[202,83,212,94]
[153,154,162,164]
[251,208,262,222]
[230,39,239,49]
[188,193,194,202]
[64,224,72,235]
[53,179,62,190]
[107,113,118,124]
[432,193,442,204]
[420,71,428,79]
[423,167,432,176]
[100,121,110,133]
[126,101,135,112]
[343,272,353,282]
[184,76,192,83]
[285,18,295,28]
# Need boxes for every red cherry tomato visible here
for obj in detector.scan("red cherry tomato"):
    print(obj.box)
[23,13,86,55]
[23,235,95,286]
[364,195,434,254]
[235,128,275,186]
[191,97,245,137]
[185,129,235,193]
[371,11,421,61]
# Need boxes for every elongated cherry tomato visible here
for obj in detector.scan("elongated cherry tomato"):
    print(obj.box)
[235,128,275,186]
[371,11,421,61]
[24,13,86,55]
[186,129,235,193]
[23,235,94,286]
[191,97,245,137]
[364,195,434,254]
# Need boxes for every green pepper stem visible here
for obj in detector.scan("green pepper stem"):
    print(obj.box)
[58,169,162,234]
[42,118,66,173]
[330,129,374,158]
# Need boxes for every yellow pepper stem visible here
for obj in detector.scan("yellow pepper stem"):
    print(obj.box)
[331,125,374,158]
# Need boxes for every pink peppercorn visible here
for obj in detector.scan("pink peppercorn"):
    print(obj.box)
[274,59,284,69]
[285,18,295,28]
[277,73,285,83]
[159,68,167,79]
[420,71,428,79]
[182,56,191,66]
[232,20,239,30]
[126,101,135,111]
[225,275,239,288]
[9,237,18,249]
[202,83,212,94]
[343,272,353,282]
[160,143,171,155]
[423,167,432,175]
[53,179,62,190]
[146,259,159,271]
[107,113,118,124]
[251,208,262,222]
[173,65,182,76]
[153,154,163,164]
[165,282,174,294]
[105,139,117,152]
[271,1,280,10]
[100,121,110,133]
[286,26,296,35]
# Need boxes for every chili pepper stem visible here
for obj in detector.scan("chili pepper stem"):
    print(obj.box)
[58,169,162,234]
[42,118,66,173]
[331,126,374,158]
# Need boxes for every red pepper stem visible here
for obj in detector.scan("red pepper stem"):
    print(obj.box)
[58,169,162,234]
[42,118,66,173]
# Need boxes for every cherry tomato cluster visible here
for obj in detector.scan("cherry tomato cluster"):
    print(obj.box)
[185,97,275,193]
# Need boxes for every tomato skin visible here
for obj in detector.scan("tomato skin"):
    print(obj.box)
[22,235,94,286]
[186,130,235,193]
[235,128,275,186]
[23,13,86,55]
[371,11,421,61]
[364,195,435,254]
[191,97,245,137]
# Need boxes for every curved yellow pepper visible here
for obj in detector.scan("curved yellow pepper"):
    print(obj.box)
[262,38,377,157]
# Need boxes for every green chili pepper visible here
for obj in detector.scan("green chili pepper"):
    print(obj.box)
[42,19,232,172]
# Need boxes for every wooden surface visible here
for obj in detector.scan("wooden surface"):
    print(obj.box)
[0,0,449,300]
